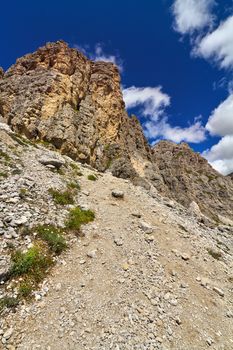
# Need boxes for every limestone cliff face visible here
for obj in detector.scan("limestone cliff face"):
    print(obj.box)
[0,41,232,222]
[0,41,151,175]
[152,141,233,221]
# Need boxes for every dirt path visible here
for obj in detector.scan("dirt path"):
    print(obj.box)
[2,171,233,350]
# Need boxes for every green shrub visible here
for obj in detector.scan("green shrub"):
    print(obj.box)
[70,163,79,170]
[65,207,95,232]
[0,297,19,313]
[48,188,74,205]
[67,181,81,190]
[87,174,97,181]
[35,225,67,255]
[10,245,53,282]
[18,280,33,298]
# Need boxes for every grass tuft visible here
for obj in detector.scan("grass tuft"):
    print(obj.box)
[18,280,34,298]
[65,207,95,232]
[10,244,53,282]
[35,225,67,255]
[87,174,97,181]
[48,188,74,205]
[70,163,79,170]
[0,297,19,313]
[67,181,81,191]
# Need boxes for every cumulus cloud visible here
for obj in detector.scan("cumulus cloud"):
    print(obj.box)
[171,1,233,174]
[206,93,233,136]
[172,0,215,34]
[203,92,233,175]
[203,135,233,175]
[123,86,170,118]
[144,118,206,143]
[123,86,206,144]
[196,15,233,69]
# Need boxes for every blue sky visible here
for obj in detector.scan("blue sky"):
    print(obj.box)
[1,0,233,174]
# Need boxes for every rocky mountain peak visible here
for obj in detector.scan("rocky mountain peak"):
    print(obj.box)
[152,140,233,221]
[0,41,232,224]
[0,41,150,177]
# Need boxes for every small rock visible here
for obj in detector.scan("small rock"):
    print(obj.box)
[55,283,62,291]
[226,310,233,318]
[131,212,142,218]
[82,190,90,196]
[200,278,210,288]
[175,317,182,325]
[79,259,86,265]
[35,294,42,301]
[170,299,178,306]
[145,235,155,242]
[139,221,153,234]
[87,250,97,258]
[156,337,163,343]
[122,263,129,271]
[206,337,214,346]
[188,201,202,217]
[14,216,28,225]
[112,190,124,199]
[213,287,224,297]
[3,328,13,340]
[39,156,65,169]
[181,253,190,261]
[114,237,124,246]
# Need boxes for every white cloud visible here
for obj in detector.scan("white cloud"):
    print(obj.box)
[196,15,233,69]
[123,86,206,143]
[123,86,170,117]
[172,0,215,34]
[206,93,233,136]
[203,135,233,175]
[171,2,233,174]
[144,118,206,143]
[203,92,233,175]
